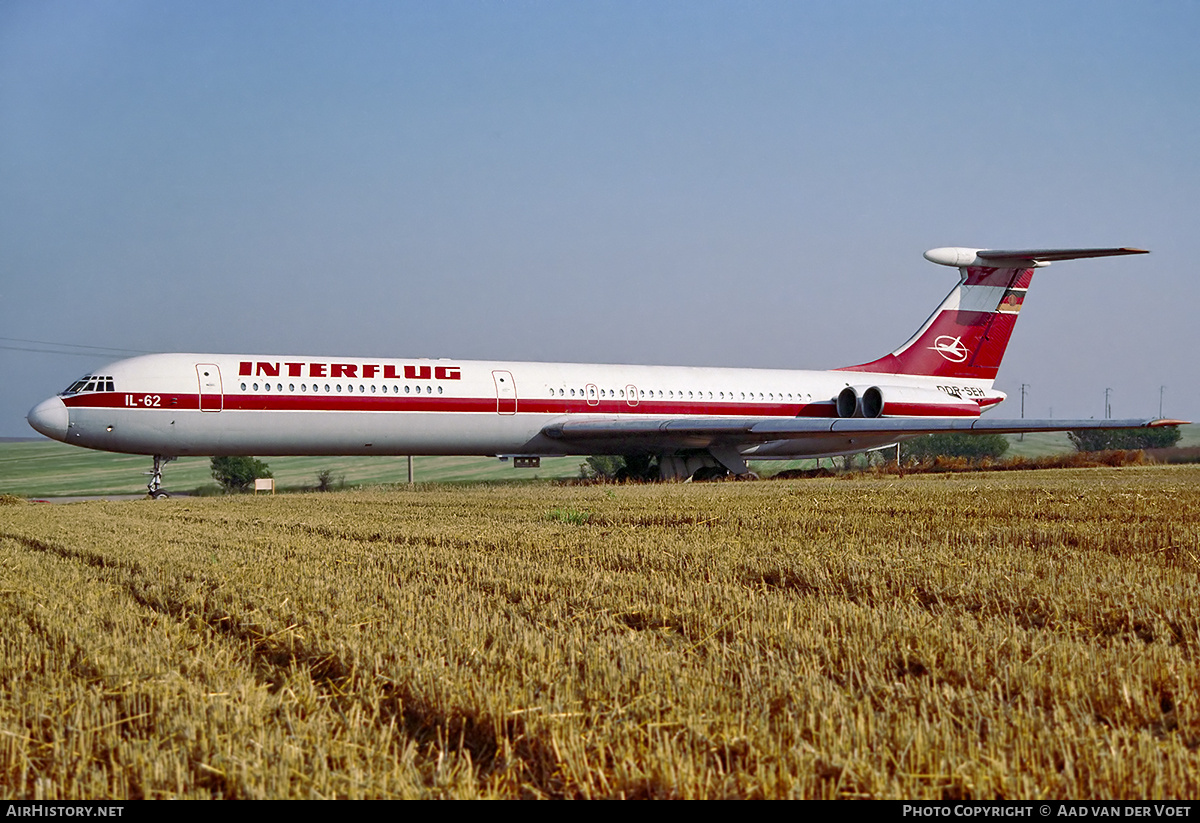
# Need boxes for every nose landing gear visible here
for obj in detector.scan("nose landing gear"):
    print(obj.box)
[145,454,175,499]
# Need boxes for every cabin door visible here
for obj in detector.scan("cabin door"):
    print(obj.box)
[196,364,223,412]
[492,370,517,415]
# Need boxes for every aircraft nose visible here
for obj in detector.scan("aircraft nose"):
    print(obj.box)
[27,397,69,442]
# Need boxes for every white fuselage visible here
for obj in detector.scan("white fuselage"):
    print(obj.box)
[35,352,1001,460]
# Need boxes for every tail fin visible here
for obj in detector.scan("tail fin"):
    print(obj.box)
[838,247,1147,381]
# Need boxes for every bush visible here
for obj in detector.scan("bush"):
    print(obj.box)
[210,456,273,493]
[1068,426,1181,452]
[315,469,344,492]
[580,454,659,481]
[581,456,624,480]
[901,433,1009,463]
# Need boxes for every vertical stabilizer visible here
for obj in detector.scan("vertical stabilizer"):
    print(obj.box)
[838,247,1147,382]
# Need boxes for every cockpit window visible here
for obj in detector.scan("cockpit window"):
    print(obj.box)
[63,375,115,394]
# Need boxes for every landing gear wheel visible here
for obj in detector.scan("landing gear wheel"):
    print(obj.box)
[691,465,729,482]
[145,454,175,498]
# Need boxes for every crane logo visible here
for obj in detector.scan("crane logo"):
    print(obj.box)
[930,335,970,362]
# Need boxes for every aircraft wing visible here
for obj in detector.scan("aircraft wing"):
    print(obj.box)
[543,416,1185,441]
[541,417,1187,473]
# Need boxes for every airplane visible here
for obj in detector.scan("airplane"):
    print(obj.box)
[27,246,1186,497]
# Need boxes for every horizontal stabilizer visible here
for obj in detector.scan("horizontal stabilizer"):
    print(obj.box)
[978,248,1148,262]
[924,247,1148,268]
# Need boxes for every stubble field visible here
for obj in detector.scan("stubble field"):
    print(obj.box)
[1,466,1198,799]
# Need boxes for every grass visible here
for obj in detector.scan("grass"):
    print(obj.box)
[546,507,593,525]
[3,423,1194,497]
[0,440,585,497]
[1,466,1198,798]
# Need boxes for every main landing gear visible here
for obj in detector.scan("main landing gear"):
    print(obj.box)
[659,447,753,482]
[145,454,175,499]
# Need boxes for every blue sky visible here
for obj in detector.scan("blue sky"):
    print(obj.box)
[2,1,1196,437]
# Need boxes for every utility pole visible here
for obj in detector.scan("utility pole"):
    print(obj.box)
[1019,383,1030,441]
[1160,385,1166,418]
[1105,387,1113,420]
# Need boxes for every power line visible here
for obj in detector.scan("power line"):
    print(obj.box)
[0,336,152,354]
[0,337,153,357]
[0,344,146,358]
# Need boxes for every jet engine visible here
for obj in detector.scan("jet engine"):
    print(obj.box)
[838,385,980,418]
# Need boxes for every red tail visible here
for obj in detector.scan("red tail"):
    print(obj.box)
[838,247,1147,381]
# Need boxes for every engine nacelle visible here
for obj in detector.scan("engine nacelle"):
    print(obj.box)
[837,386,862,418]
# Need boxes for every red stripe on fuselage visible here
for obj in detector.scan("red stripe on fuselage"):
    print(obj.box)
[61,392,984,419]
[63,391,829,417]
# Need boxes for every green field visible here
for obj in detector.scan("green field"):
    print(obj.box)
[0,440,586,497]
[1,467,1198,798]
[2,424,1194,497]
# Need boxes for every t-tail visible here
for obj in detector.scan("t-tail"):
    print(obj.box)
[838,247,1148,381]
